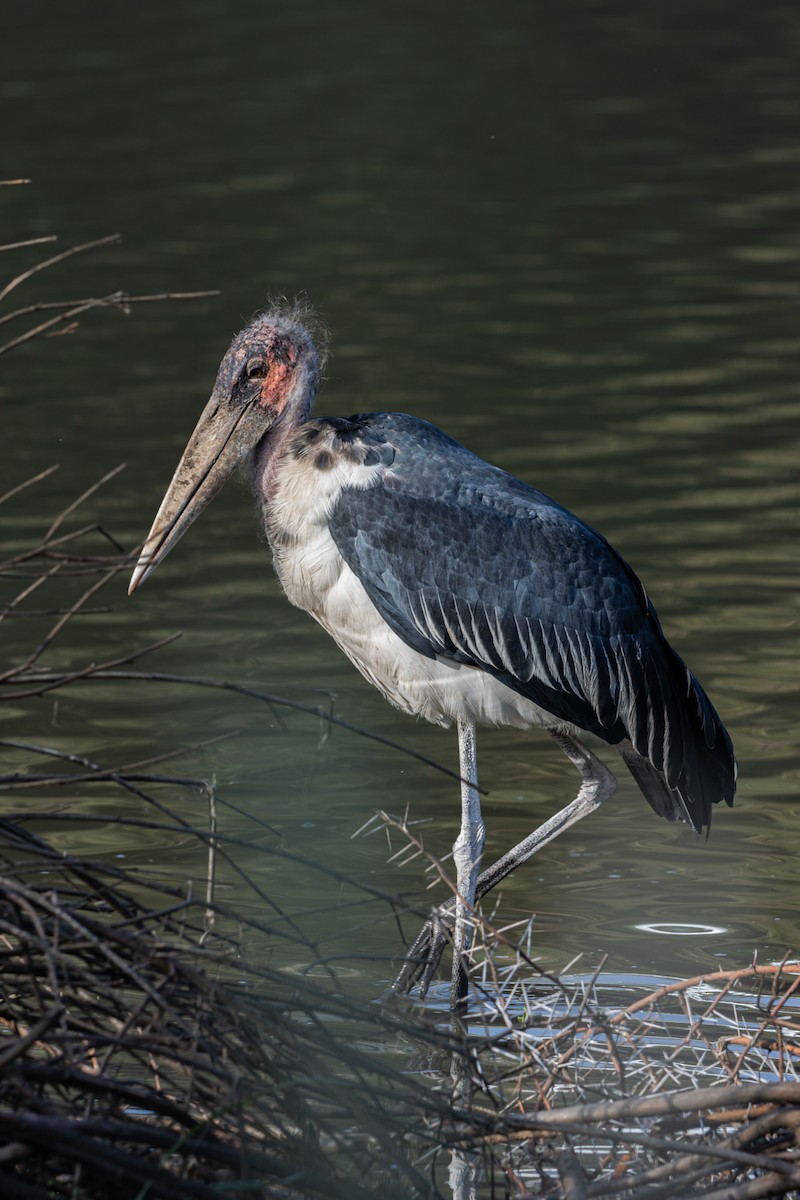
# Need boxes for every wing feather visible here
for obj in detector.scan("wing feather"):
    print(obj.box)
[325,413,736,832]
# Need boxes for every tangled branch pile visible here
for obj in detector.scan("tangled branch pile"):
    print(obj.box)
[0,786,799,1200]
[0,814,456,1200]
[453,959,800,1197]
[379,814,800,1196]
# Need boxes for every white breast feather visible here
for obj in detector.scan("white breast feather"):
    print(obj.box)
[266,441,558,732]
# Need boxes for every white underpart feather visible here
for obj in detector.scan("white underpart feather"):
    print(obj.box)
[264,433,563,732]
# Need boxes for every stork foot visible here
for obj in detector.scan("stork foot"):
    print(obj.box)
[389,897,459,998]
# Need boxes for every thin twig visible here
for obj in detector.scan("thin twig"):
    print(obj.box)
[0,235,58,254]
[0,234,121,304]
[0,289,220,330]
[0,464,60,507]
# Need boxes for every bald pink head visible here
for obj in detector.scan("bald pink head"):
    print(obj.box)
[128,302,327,593]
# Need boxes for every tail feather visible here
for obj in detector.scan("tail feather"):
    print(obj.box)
[621,750,692,826]
[623,645,736,834]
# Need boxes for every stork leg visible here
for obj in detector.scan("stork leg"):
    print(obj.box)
[392,732,616,998]
[451,718,485,1010]
[473,732,616,897]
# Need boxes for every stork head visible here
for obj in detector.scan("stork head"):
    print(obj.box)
[128,303,326,593]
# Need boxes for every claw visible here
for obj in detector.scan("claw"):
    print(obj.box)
[389,898,457,998]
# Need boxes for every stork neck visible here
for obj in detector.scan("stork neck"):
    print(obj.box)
[250,422,286,505]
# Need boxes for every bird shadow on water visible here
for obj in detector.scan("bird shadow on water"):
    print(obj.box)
[1,474,800,1198]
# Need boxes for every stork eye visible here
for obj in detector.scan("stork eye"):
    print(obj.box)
[246,359,268,379]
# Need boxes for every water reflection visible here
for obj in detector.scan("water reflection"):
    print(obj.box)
[635,922,728,937]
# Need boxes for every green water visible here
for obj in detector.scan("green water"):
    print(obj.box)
[2,1,799,998]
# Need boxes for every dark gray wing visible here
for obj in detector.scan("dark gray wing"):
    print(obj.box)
[326,413,735,832]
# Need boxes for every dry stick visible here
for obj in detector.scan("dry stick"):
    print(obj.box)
[5,568,153,686]
[0,824,159,923]
[0,1112,387,1200]
[0,1115,243,1200]
[494,961,616,1106]
[586,1107,800,1197]
[609,962,800,1028]
[0,289,220,329]
[203,782,218,937]
[0,1004,65,1072]
[7,888,62,1009]
[0,464,59,506]
[0,565,119,679]
[653,973,740,1085]
[12,806,796,1190]
[495,1081,800,1133]
[32,519,127,557]
[503,955,800,1104]
[0,632,182,696]
[0,179,31,185]
[0,895,459,1071]
[0,522,127,572]
[0,235,57,254]
[688,1174,800,1200]
[755,964,800,1021]
[727,969,800,1083]
[0,561,64,625]
[0,845,199,954]
[0,234,121,304]
[1,735,166,773]
[0,463,125,574]
[0,292,123,356]
[557,1148,589,1200]
[2,548,121,581]
[40,462,127,546]
[19,1063,206,1129]
[93,898,199,936]
[93,964,177,1081]
[594,1167,768,1200]
[545,957,612,1090]
[4,878,183,1021]
[0,734,235,790]
[1,972,171,1068]
[537,1120,799,1180]
[0,801,442,978]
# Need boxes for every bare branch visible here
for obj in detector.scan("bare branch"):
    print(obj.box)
[0,234,122,304]
[0,235,58,254]
[0,234,123,305]
[0,464,60,507]
[0,289,220,331]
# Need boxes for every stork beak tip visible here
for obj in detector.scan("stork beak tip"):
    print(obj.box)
[128,564,148,596]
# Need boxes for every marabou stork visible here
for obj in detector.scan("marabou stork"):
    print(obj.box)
[129,303,736,1007]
